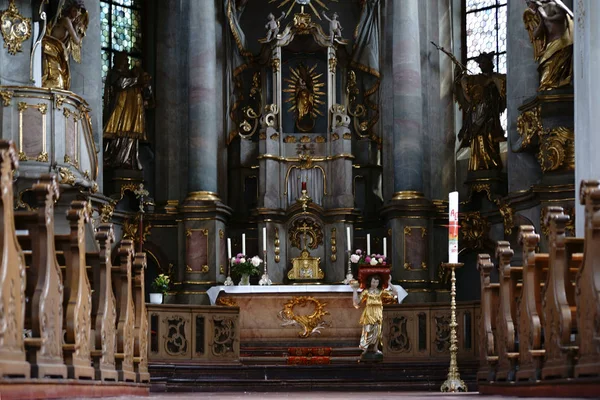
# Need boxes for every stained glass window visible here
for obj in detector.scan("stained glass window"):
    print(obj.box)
[100,0,142,81]
[464,0,507,131]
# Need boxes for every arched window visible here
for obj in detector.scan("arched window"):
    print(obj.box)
[100,0,142,81]
[464,0,507,131]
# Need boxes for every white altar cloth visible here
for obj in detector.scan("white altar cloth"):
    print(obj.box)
[207,284,407,305]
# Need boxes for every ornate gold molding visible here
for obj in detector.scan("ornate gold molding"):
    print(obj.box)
[328,55,337,73]
[289,217,323,250]
[0,0,31,55]
[0,89,13,106]
[495,199,514,236]
[460,212,490,250]
[537,127,574,172]
[58,167,76,185]
[274,228,281,263]
[271,57,280,73]
[185,191,221,202]
[278,296,329,338]
[100,202,115,223]
[393,191,424,201]
[516,106,543,149]
[330,228,337,262]
[216,297,238,307]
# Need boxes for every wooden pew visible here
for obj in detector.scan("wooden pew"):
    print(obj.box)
[541,206,582,379]
[477,253,499,382]
[132,252,150,383]
[15,175,67,379]
[494,241,522,381]
[0,141,30,378]
[86,224,118,381]
[55,201,95,380]
[113,239,137,382]
[516,225,548,381]
[575,180,600,377]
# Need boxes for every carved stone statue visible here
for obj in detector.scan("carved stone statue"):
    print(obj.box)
[524,0,574,91]
[454,52,506,171]
[322,11,342,44]
[41,0,88,90]
[103,52,154,170]
[264,12,285,42]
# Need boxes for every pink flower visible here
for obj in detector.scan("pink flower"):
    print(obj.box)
[382,261,387,266]
[356,249,362,255]
[365,256,371,263]
[235,258,241,264]
[237,253,244,258]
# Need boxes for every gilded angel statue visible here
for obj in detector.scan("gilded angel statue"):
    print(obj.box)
[523,0,573,91]
[41,0,88,90]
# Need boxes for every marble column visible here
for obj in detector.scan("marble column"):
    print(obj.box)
[574,0,600,236]
[382,0,434,303]
[392,0,423,195]
[155,0,188,205]
[187,0,218,196]
[178,0,231,304]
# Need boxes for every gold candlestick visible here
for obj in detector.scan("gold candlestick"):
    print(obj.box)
[440,262,467,393]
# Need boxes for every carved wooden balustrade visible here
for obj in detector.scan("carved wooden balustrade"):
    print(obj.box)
[0,140,150,392]
[476,253,499,382]
[493,241,522,382]
[478,197,600,392]
[15,174,67,379]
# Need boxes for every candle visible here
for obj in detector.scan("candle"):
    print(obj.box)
[302,181,307,191]
[227,238,232,260]
[383,237,387,258]
[449,191,459,263]
[367,233,371,256]
[346,227,351,252]
[242,233,246,256]
[263,227,267,252]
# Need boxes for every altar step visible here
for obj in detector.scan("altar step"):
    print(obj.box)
[240,346,362,365]
[148,361,479,392]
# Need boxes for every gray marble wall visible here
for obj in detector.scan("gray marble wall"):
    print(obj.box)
[574,0,598,236]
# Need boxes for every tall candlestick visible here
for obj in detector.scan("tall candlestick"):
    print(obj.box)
[263,227,267,252]
[227,238,232,260]
[346,227,351,251]
[383,237,387,258]
[242,233,246,256]
[367,233,371,255]
[449,192,459,263]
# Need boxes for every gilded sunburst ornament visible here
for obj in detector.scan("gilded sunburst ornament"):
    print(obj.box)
[283,63,325,132]
[269,0,338,20]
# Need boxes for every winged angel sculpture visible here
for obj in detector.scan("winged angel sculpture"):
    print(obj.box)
[41,0,88,90]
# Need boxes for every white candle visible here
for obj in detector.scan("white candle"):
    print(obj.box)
[367,233,371,255]
[263,227,267,252]
[242,233,246,256]
[227,238,232,260]
[346,227,351,252]
[449,191,459,263]
[383,237,387,258]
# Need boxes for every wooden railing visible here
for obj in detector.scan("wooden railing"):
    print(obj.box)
[0,140,149,385]
[477,184,600,388]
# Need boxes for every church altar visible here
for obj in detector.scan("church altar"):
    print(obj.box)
[208,284,407,345]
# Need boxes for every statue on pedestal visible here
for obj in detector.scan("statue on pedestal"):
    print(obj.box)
[524,0,573,91]
[352,274,400,359]
[103,52,154,170]
[453,52,506,171]
[41,0,88,90]
[264,12,285,42]
[322,11,342,44]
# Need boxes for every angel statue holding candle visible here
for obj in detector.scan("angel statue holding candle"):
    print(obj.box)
[351,273,407,359]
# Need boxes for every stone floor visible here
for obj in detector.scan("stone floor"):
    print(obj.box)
[88,393,587,399]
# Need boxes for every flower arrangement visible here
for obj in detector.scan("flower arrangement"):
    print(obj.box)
[151,274,170,294]
[230,253,263,276]
[349,249,387,266]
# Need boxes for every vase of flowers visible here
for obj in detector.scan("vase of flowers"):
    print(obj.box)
[150,273,170,304]
[350,249,387,267]
[231,253,262,286]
